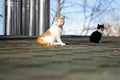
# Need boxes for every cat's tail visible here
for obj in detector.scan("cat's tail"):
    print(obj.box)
[36,39,60,46]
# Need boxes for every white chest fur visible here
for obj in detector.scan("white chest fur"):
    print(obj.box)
[41,24,62,42]
[50,24,62,35]
[97,29,103,34]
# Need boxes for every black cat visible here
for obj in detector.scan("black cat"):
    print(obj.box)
[90,24,104,43]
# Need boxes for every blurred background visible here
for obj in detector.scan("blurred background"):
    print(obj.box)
[0,0,120,36]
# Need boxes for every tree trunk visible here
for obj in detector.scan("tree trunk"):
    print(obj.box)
[57,0,60,17]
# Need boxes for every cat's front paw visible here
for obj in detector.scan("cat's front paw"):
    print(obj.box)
[60,43,66,46]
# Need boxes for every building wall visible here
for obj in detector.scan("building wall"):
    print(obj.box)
[4,0,49,36]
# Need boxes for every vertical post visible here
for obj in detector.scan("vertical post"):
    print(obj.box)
[22,0,26,35]
[6,0,12,35]
[39,0,44,34]
[26,0,30,35]
[35,0,39,36]
[45,0,50,30]
[16,0,22,36]
[29,0,34,36]
[3,0,6,35]
[39,0,49,35]
[12,0,17,36]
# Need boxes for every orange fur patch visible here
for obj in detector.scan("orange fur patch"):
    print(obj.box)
[36,30,60,46]
[54,17,64,22]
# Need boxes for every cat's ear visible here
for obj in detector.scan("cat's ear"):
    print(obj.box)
[54,17,58,22]
[61,16,65,20]
[61,16,65,19]
[102,24,105,28]
[97,24,100,29]
[62,16,65,18]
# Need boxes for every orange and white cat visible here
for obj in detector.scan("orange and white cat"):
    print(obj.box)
[36,16,66,46]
